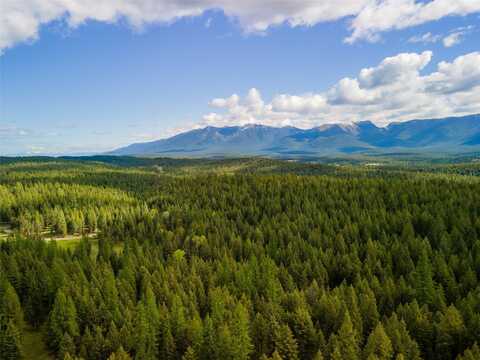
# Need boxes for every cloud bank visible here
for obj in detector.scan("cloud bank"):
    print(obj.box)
[2,0,480,52]
[199,51,480,129]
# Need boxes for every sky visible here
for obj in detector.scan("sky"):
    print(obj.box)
[1,0,480,155]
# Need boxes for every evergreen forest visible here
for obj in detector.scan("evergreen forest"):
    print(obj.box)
[0,157,479,360]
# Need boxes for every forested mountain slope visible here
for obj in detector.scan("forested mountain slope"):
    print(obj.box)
[0,159,480,360]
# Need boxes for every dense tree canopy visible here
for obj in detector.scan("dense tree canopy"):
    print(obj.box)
[0,159,479,359]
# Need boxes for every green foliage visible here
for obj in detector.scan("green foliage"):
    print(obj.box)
[0,320,23,359]
[363,323,393,360]
[1,159,480,359]
[456,343,480,360]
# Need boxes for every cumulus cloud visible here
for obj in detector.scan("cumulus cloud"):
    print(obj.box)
[272,94,327,114]
[328,78,378,105]
[358,51,432,88]
[425,52,480,94]
[2,0,480,52]
[198,51,480,129]
[210,94,240,108]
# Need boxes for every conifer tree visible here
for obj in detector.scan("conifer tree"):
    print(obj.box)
[230,303,253,360]
[329,311,360,360]
[363,323,393,360]
[182,346,197,360]
[291,305,317,359]
[59,333,76,359]
[0,319,23,360]
[273,322,299,360]
[0,280,24,329]
[270,350,283,360]
[415,249,435,306]
[456,343,480,360]
[108,346,133,360]
[48,290,79,351]
[383,314,421,360]
[134,303,158,360]
[435,306,466,360]
[313,349,324,360]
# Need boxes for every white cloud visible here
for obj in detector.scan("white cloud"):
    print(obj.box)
[328,78,378,105]
[272,94,327,114]
[198,51,480,129]
[345,0,480,43]
[442,25,475,47]
[358,51,432,88]
[425,52,480,94]
[210,94,240,108]
[2,0,480,52]
[408,32,441,44]
[443,32,463,47]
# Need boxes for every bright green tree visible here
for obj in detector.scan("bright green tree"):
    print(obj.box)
[363,323,393,360]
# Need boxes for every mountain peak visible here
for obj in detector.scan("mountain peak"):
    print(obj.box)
[110,114,480,157]
[355,120,377,127]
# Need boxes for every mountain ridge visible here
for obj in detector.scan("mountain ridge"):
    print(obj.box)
[110,114,480,158]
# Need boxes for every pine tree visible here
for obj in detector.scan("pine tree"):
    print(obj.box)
[0,280,24,327]
[330,342,343,360]
[361,289,380,336]
[270,350,283,360]
[363,323,393,360]
[383,313,421,360]
[182,346,197,360]
[313,349,324,360]
[273,322,299,360]
[291,305,317,359]
[329,311,360,360]
[59,333,76,359]
[211,323,233,360]
[55,208,68,236]
[435,305,466,360]
[108,346,133,360]
[134,303,158,360]
[201,316,216,360]
[230,303,253,360]
[414,249,435,306]
[48,290,79,351]
[106,321,121,355]
[0,319,23,360]
[456,342,480,360]
[160,321,176,360]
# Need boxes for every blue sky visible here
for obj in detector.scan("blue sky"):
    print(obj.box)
[1,1,480,155]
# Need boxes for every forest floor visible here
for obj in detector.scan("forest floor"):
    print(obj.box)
[23,326,53,360]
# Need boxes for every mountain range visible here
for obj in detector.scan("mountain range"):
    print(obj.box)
[110,114,480,158]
